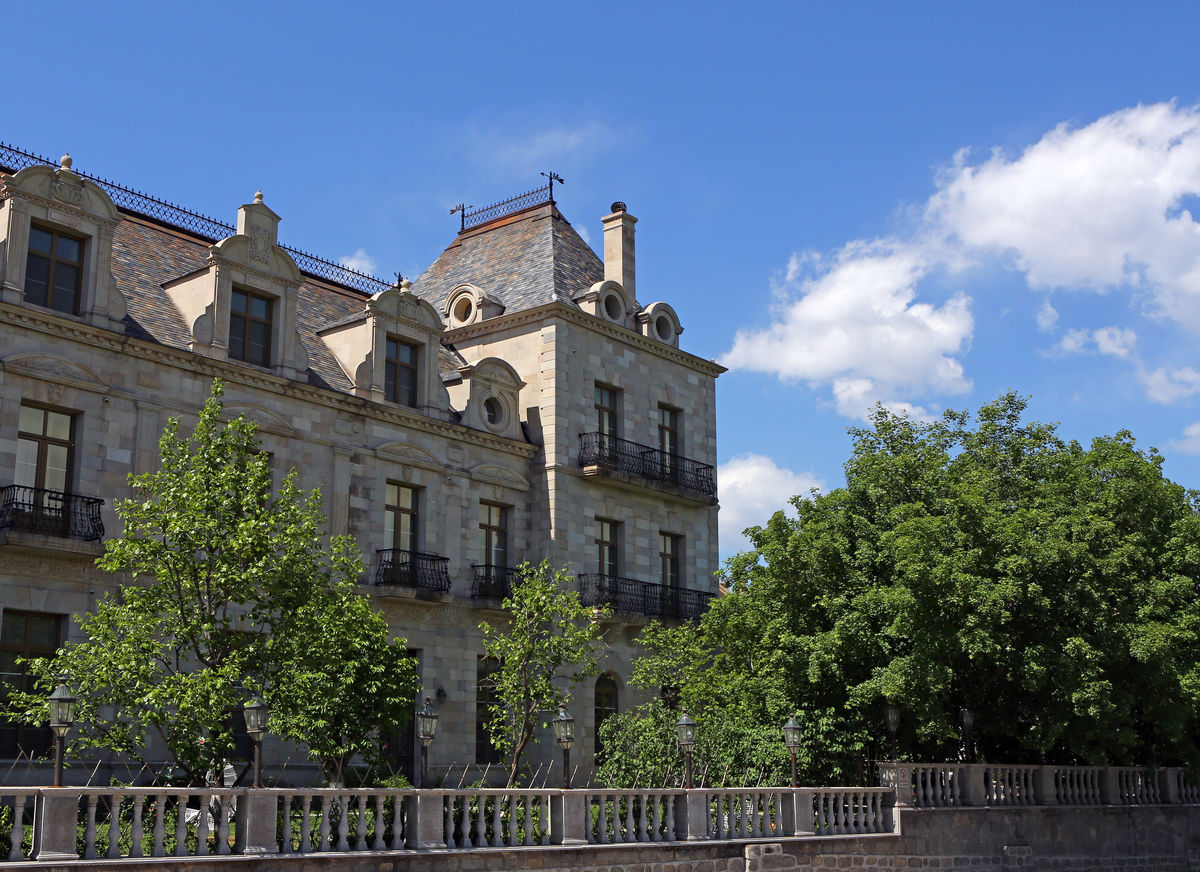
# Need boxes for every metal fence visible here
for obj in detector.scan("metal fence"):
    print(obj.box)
[578,573,715,621]
[0,141,392,296]
[0,484,104,541]
[578,433,717,498]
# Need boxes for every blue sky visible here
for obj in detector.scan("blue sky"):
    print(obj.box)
[10,2,1200,557]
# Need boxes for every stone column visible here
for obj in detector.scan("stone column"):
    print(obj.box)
[234,791,279,854]
[1035,766,1058,805]
[551,790,588,845]
[32,789,82,861]
[791,789,816,836]
[961,764,987,806]
[406,793,446,849]
[676,791,709,841]
[1099,767,1121,804]
[1159,767,1182,804]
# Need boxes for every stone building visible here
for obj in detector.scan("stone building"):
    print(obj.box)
[0,142,723,785]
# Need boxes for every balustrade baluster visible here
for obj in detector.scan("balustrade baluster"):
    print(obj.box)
[196,792,210,856]
[279,794,292,854]
[108,792,122,859]
[318,795,332,852]
[392,794,408,851]
[371,794,385,850]
[634,793,646,841]
[522,794,533,846]
[131,795,145,858]
[8,794,23,861]
[749,791,760,837]
[336,793,350,851]
[217,795,231,855]
[621,793,632,842]
[665,792,676,841]
[83,793,99,859]
[490,793,502,847]
[598,795,609,844]
[651,792,662,841]
[300,794,313,852]
[473,795,486,848]
[152,794,167,857]
[174,792,188,856]
[350,794,365,851]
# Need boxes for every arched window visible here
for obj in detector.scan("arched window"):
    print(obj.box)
[594,674,619,762]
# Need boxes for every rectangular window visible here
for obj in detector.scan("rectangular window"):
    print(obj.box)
[25,224,83,314]
[16,404,75,494]
[660,532,682,588]
[385,482,420,552]
[229,288,273,367]
[479,502,510,567]
[658,405,680,456]
[385,338,419,407]
[475,656,503,765]
[0,611,63,758]
[596,518,621,577]
[594,384,619,438]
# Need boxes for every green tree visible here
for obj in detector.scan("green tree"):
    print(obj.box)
[479,561,609,787]
[600,394,1200,786]
[7,380,418,784]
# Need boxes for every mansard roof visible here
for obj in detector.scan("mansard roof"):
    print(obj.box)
[410,202,603,315]
[110,215,467,390]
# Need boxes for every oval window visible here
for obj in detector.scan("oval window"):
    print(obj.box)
[484,397,504,426]
[603,293,624,322]
[452,296,475,325]
[654,314,673,342]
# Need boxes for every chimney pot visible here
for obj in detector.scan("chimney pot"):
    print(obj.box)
[601,205,637,298]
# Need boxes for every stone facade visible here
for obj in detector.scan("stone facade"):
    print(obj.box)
[0,151,724,784]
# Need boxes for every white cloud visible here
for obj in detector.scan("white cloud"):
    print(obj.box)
[1035,299,1059,333]
[576,224,591,245]
[481,121,622,172]
[717,454,824,555]
[1170,421,1200,454]
[1141,365,1200,404]
[723,240,973,419]
[724,102,1200,417]
[339,248,378,275]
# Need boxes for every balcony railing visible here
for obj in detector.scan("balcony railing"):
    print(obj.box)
[374,549,452,592]
[578,573,715,621]
[0,485,104,541]
[578,433,716,498]
[471,564,520,601]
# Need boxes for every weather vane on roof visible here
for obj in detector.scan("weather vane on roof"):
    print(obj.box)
[450,202,473,233]
[540,171,564,204]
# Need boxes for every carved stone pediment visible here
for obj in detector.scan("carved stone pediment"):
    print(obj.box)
[377,442,443,469]
[467,463,530,491]
[1,353,109,393]
[223,403,296,436]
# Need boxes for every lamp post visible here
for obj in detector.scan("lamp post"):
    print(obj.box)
[782,716,801,787]
[415,697,439,788]
[959,707,974,764]
[243,696,268,788]
[675,711,696,789]
[885,703,901,762]
[551,707,575,789]
[47,677,76,788]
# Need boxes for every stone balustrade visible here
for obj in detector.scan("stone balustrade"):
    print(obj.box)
[0,785,897,862]
[877,762,1200,808]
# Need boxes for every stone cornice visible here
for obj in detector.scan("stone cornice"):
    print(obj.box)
[442,302,727,377]
[0,302,538,460]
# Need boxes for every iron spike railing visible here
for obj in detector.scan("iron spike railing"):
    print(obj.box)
[471,564,519,601]
[374,548,452,592]
[460,184,552,231]
[0,141,392,296]
[0,484,104,541]
[577,573,715,621]
[578,433,717,498]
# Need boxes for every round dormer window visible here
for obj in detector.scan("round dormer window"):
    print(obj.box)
[654,314,674,342]
[452,295,475,326]
[483,396,506,430]
[603,292,624,322]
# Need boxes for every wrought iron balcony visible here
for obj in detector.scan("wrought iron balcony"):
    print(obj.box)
[374,549,452,592]
[578,573,715,622]
[471,564,520,601]
[0,485,104,541]
[578,433,716,498]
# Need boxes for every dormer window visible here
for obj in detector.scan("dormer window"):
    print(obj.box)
[229,288,274,367]
[385,337,419,407]
[25,225,84,315]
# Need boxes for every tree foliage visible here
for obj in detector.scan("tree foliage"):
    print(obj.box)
[7,380,418,785]
[600,394,1200,787]
[479,561,609,787]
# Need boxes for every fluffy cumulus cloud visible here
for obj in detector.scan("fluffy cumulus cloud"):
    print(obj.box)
[724,102,1200,416]
[717,454,824,556]
[1171,421,1200,454]
[1141,366,1200,404]
[339,248,378,275]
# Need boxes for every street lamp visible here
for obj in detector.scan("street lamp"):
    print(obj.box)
[551,708,575,789]
[782,716,801,787]
[243,696,268,788]
[675,711,696,789]
[885,703,901,762]
[959,707,974,764]
[47,677,76,788]
[415,697,439,788]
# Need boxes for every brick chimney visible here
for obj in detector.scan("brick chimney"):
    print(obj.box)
[602,202,637,298]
